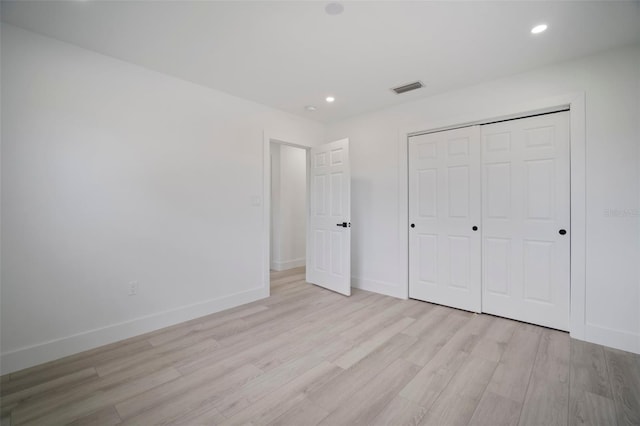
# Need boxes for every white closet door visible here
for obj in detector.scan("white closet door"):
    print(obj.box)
[409,126,482,312]
[481,111,570,330]
[307,138,351,296]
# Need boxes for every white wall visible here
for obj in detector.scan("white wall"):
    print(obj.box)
[0,25,324,373]
[270,144,307,271]
[2,23,639,376]
[326,44,640,354]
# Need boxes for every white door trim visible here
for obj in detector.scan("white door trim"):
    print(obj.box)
[397,92,586,341]
[262,132,313,298]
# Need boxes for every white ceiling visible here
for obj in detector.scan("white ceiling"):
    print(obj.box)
[2,1,639,123]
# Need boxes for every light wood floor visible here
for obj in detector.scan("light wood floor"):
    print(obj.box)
[1,267,639,426]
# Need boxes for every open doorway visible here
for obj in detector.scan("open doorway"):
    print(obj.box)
[269,142,308,292]
[264,137,351,296]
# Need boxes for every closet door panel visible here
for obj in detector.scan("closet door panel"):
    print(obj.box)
[409,126,481,312]
[481,111,570,330]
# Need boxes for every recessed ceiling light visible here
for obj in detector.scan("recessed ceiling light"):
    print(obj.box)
[326,96,335,103]
[305,105,317,111]
[531,24,548,34]
[325,3,344,16]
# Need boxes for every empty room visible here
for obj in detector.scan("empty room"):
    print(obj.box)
[1,1,639,425]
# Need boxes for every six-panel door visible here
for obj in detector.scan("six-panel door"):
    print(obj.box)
[481,112,570,330]
[307,138,351,296]
[408,126,482,312]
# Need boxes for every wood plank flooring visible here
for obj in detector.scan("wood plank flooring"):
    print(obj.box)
[1,267,639,425]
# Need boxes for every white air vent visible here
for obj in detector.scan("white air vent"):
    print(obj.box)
[392,81,424,94]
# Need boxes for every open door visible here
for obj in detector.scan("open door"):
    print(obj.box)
[307,138,351,296]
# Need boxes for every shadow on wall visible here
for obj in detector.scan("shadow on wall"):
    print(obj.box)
[351,177,372,280]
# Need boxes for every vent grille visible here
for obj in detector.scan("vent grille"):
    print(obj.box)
[392,81,424,94]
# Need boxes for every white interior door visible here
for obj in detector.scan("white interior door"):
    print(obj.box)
[307,138,351,296]
[409,126,482,312]
[481,111,570,330]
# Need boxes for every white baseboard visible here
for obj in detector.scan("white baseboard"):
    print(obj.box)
[0,286,268,375]
[351,276,404,299]
[584,323,640,355]
[271,257,305,271]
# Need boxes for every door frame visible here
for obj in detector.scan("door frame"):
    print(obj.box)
[398,92,586,340]
[262,133,312,297]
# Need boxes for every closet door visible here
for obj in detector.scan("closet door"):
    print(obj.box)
[481,111,570,330]
[409,126,482,312]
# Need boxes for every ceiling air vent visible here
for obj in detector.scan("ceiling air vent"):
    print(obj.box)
[392,81,424,95]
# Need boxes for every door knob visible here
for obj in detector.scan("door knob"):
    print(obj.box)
[472,226,478,231]
[410,223,415,228]
[559,229,567,235]
[336,222,348,228]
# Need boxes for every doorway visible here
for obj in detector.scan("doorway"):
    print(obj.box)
[269,142,309,291]
[264,137,352,297]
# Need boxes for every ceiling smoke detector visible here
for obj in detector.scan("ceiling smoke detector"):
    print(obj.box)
[391,81,424,95]
[325,3,344,16]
